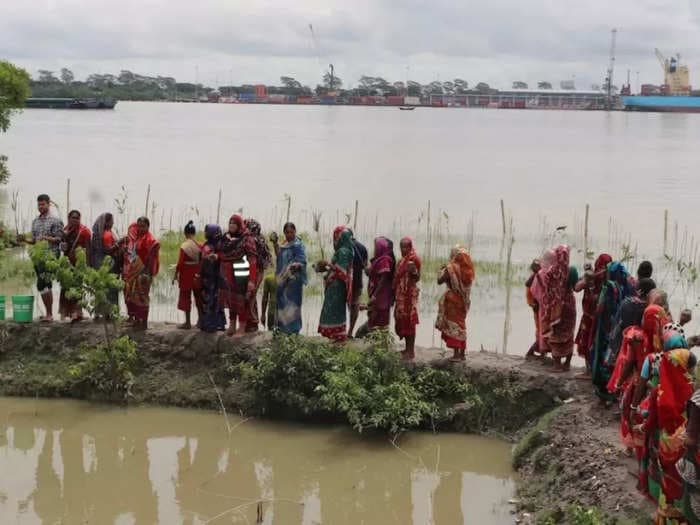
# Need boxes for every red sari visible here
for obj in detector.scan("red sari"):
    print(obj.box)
[435,247,474,351]
[574,253,612,359]
[59,223,91,319]
[540,245,576,358]
[218,215,259,331]
[393,237,421,338]
[367,237,394,330]
[176,239,203,313]
[123,223,160,322]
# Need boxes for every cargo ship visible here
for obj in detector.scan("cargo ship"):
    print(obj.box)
[25,97,117,109]
[622,49,700,113]
[621,95,700,112]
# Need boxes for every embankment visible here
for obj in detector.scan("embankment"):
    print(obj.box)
[0,322,650,523]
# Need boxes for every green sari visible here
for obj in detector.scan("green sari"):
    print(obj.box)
[318,230,353,342]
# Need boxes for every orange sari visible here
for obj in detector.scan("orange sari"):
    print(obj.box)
[435,247,474,351]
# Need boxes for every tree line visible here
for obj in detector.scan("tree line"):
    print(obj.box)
[29,68,526,101]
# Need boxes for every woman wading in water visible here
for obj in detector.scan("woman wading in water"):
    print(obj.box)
[435,246,474,362]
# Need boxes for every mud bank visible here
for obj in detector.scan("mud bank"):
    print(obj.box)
[0,322,650,523]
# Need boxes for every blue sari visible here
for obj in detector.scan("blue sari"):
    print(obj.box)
[276,237,307,334]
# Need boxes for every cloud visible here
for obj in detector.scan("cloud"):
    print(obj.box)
[2,0,700,88]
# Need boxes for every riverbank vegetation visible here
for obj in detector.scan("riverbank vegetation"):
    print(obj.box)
[0,60,30,184]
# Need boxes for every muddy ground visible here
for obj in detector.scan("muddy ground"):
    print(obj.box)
[0,321,653,523]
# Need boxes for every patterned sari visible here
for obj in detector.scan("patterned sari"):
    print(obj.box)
[435,247,474,351]
[123,223,160,322]
[367,237,395,330]
[653,349,695,523]
[276,236,307,334]
[59,221,91,319]
[540,245,577,358]
[319,229,353,342]
[591,261,631,402]
[393,237,421,338]
[575,253,612,360]
[219,214,259,331]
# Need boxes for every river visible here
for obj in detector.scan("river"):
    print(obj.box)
[2,103,700,352]
[0,397,514,524]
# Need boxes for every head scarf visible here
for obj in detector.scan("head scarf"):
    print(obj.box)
[394,237,421,289]
[541,249,556,271]
[446,245,474,305]
[229,214,246,237]
[244,217,272,270]
[643,304,668,354]
[333,225,346,245]
[335,229,355,304]
[90,213,110,268]
[371,237,395,276]
[204,224,221,245]
[245,218,261,236]
[594,253,613,289]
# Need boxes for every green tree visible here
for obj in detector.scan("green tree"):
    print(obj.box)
[322,72,342,90]
[0,60,31,184]
[37,69,58,83]
[60,68,74,84]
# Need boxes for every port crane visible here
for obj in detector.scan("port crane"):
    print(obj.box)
[605,28,617,109]
[654,48,690,95]
[309,24,336,92]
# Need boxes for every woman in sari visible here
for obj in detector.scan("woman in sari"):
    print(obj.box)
[677,390,700,524]
[200,225,226,333]
[318,228,353,342]
[540,245,577,372]
[59,210,92,321]
[636,325,684,502]
[173,221,203,330]
[394,237,421,360]
[90,212,121,317]
[123,217,160,330]
[272,222,307,335]
[574,253,613,375]
[367,237,396,332]
[435,246,475,362]
[642,346,696,523]
[591,261,632,403]
[218,214,259,335]
[529,249,556,358]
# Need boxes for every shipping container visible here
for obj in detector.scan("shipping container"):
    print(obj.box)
[297,96,313,104]
[403,96,421,106]
[386,96,403,105]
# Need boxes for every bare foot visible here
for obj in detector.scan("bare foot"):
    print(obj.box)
[226,326,236,337]
[177,323,191,330]
[400,350,415,361]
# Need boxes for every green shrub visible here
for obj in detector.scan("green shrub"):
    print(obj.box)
[233,335,480,436]
[69,336,139,400]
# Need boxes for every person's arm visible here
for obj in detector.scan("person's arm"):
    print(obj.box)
[437,266,448,285]
[632,357,651,407]
[574,279,587,292]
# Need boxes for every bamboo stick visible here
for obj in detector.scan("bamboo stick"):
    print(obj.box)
[426,200,432,260]
[66,178,71,214]
[216,189,222,225]
[144,184,151,218]
[500,198,506,238]
[583,204,589,265]
[353,200,359,231]
[502,218,515,354]
[286,195,292,224]
[663,210,669,256]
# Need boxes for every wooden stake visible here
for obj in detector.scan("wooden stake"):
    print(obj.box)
[169,208,173,232]
[66,178,71,214]
[286,195,292,224]
[502,218,515,354]
[663,209,668,256]
[426,200,432,260]
[500,198,506,238]
[216,188,222,225]
[353,200,359,231]
[583,204,589,265]
[144,184,151,218]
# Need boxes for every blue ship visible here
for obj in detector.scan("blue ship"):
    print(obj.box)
[622,95,700,113]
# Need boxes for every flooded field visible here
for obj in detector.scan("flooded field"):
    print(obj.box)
[0,397,514,524]
[3,103,700,352]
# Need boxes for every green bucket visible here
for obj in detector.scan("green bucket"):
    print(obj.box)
[12,295,34,323]
[0,295,5,321]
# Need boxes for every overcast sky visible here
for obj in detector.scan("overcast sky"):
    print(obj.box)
[3,0,700,89]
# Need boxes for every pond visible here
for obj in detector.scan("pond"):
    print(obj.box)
[0,397,514,524]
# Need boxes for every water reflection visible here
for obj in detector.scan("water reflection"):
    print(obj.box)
[0,397,513,524]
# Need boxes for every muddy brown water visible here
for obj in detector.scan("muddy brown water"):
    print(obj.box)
[0,397,514,524]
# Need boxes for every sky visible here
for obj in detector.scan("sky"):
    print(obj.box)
[2,0,700,90]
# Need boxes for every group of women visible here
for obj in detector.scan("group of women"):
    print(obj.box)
[526,247,700,523]
[47,207,480,360]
